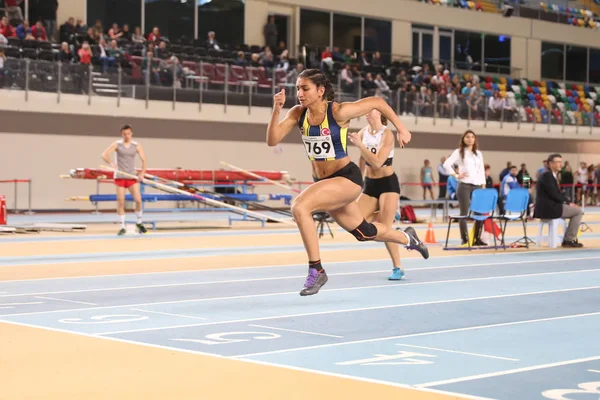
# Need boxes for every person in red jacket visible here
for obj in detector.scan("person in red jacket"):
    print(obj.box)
[0,16,16,38]
[31,21,47,41]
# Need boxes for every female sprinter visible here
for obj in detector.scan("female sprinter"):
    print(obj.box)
[267,69,429,296]
[348,109,405,281]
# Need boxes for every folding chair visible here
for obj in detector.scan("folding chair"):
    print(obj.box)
[496,188,533,249]
[445,188,498,250]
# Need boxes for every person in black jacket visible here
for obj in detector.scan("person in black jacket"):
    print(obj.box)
[534,153,583,248]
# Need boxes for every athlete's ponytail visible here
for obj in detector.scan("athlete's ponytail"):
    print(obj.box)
[298,68,335,101]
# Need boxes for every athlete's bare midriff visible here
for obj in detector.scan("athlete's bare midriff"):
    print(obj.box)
[364,164,395,180]
[311,156,351,179]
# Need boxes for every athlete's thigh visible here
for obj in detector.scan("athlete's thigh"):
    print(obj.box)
[128,182,142,201]
[293,177,361,212]
[378,192,400,227]
[328,201,365,232]
[356,193,379,219]
[116,185,126,201]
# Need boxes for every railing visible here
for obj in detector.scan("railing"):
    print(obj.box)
[1,58,598,133]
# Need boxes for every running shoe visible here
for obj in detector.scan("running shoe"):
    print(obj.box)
[404,226,430,259]
[300,268,328,296]
[117,228,126,236]
[136,223,147,234]
[389,267,405,280]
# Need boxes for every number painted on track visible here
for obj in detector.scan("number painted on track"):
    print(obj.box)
[542,380,600,399]
[336,351,437,366]
[59,314,149,324]
[171,331,281,346]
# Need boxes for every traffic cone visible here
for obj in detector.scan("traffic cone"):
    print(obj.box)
[425,223,437,243]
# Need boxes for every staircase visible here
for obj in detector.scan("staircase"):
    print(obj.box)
[91,71,121,97]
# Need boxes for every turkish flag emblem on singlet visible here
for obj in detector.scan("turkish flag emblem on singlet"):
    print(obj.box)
[321,128,331,136]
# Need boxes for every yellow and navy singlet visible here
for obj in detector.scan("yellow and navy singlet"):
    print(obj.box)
[298,102,348,161]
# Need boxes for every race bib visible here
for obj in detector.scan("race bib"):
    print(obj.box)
[302,135,335,159]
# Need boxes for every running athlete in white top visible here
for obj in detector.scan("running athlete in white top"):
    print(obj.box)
[101,124,148,235]
[348,109,409,280]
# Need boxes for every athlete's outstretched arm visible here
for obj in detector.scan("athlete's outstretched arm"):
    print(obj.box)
[348,130,394,170]
[334,96,411,148]
[267,89,302,147]
[101,142,118,169]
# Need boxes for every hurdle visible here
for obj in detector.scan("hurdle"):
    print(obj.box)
[99,165,297,227]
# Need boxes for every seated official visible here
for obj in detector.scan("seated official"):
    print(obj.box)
[534,153,584,248]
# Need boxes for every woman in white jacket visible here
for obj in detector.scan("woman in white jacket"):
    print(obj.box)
[443,130,487,246]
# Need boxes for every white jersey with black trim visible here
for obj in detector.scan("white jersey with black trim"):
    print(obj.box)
[362,127,394,167]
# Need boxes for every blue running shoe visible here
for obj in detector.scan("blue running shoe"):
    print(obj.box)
[389,267,405,280]
[300,268,328,296]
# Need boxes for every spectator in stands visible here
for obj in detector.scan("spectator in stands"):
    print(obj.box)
[534,153,583,248]
[277,50,289,71]
[406,85,417,115]
[107,39,124,66]
[374,73,390,101]
[234,51,247,66]
[263,15,278,49]
[0,33,7,45]
[108,23,123,40]
[75,19,87,35]
[437,87,449,117]
[412,69,424,86]
[259,46,275,69]
[16,19,31,40]
[371,51,383,67]
[58,41,74,63]
[343,48,355,64]
[417,86,433,116]
[250,53,260,67]
[155,41,168,59]
[331,47,344,62]
[320,47,333,71]
[467,88,482,119]
[40,0,58,41]
[340,63,354,93]
[97,38,116,72]
[447,87,460,118]
[275,40,286,56]
[204,31,220,50]
[362,72,377,96]
[132,27,145,44]
[148,27,161,44]
[488,91,505,120]
[31,21,48,41]
[142,50,161,85]
[1,16,16,38]
[5,0,23,26]
[77,42,92,65]
[358,51,369,67]
[83,27,97,45]
[286,62,303,83]
[59,17,75,43]
[121,24,132,41]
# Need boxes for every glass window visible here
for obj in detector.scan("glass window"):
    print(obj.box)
[412,31,419,64]
[589,49,600,84]
[565,45,587,82]
[364,18,391,58]
[300,9,331,48]
[197,0,244,48]
[439,34,452,66]
[333,13,361,53]
[484,34,511,74]
[454,30,482,71]
[145,0,194,42]
[87,0,141,33]
[541,42,564,81]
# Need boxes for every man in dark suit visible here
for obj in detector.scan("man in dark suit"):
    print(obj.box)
[534,153,583,248]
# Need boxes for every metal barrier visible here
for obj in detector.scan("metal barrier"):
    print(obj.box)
[0,179,34,214]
